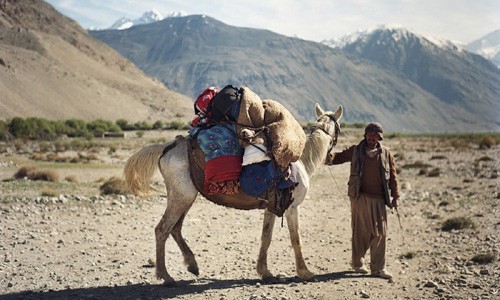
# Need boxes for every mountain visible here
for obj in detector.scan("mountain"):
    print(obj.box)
[90,16,498,132]
[322,25,500,130]
[0,0,193,123]
[466,29,500,68]
[107,9,184,30]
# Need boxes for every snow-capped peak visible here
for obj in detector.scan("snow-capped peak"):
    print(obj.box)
[107,9,185,30]
[322,24,464,54]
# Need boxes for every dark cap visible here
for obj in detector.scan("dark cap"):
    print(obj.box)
[365,122,384,140]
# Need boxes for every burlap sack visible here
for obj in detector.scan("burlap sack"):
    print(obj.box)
[236,86,306,168]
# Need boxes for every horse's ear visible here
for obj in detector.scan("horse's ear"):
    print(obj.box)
[315,103,325,117]
[333,105,343,121]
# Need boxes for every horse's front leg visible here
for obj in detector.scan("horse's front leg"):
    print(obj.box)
[256,209,276,282]
[285,206,315,281]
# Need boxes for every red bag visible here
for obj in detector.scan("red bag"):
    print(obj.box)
[192,87,218,126]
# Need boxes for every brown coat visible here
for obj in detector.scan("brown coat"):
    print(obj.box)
[327,140,400,207]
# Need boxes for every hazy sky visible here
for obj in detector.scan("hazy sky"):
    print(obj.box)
[45,0,499,44]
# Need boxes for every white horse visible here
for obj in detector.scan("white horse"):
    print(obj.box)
[124,103,343,286]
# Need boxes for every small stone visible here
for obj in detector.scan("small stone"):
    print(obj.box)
[424,281,438,288]
[479,269,490,275]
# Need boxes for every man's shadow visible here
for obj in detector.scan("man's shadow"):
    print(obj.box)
[1,271,356,300]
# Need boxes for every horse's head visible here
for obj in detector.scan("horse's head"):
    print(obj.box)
[314,103,343,153]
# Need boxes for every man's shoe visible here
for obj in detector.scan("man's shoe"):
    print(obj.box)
[371,269,393,279]
[352,265,369,274]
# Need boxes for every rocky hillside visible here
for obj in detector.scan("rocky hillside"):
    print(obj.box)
[90,16,498,132]
[0,0,193,123]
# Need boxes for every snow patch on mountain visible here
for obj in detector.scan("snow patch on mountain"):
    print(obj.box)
[322,25,465,55]
[107,9,185,30]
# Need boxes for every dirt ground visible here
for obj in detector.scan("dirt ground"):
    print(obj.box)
[0,130,498,299]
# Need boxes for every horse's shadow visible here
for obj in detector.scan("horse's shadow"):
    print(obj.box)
[1,271,357,300]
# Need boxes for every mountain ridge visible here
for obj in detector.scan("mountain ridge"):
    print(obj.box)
[90,16,499,132]
[322,26,499,130]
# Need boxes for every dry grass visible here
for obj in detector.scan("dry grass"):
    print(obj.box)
[14,166,60,182]
[40,187,58,197]
[471,253,496,264]
[65,175,78,183]
[441,216,476,231]
[99,176,128,195]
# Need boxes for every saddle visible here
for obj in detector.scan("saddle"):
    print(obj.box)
[187,137,295,217]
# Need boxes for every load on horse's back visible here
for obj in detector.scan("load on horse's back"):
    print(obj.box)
[188,86,309,216]
[124,88,343,285]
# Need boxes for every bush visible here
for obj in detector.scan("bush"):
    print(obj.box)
[87,119,121,136]
[134,121,152,130]
[153,120,164,130]
[471,253,496,264]
[441,216,475,231]
[478,135,496,149]
[40,188,58,197]
[399,251,418,259]
[14,166,59,182]
[167,120,186,130]
[99,176,128,195]
[65,175,78,183]
[14,166,37,179]
[0,120,9,141]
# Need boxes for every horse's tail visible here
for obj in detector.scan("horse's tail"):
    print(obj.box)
[123,143,170,196]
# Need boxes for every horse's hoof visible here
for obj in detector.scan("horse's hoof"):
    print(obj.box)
[187,265,199,276]
[298,270,316,281]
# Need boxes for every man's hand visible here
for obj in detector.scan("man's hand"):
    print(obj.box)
[391,197,399,209]
[325,152,335,165]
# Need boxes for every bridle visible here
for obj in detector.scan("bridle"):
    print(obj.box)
[312,114,341,155]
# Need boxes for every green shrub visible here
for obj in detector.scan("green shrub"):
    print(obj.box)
[134,121,152,130]
[87,119,121,136]
[0,120,8,140]
[167,120,186,130]
[9,117,30,138]
[153,120,164,130]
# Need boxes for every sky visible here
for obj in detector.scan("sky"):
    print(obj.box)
[45,0,499,45]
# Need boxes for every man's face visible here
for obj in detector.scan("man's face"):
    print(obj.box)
[365,132,381,149]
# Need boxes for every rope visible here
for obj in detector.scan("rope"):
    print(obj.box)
[327,167,349,208]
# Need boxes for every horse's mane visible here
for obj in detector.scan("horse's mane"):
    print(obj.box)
[300,126,332,175]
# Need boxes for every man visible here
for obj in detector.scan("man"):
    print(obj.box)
[326,122,400,279]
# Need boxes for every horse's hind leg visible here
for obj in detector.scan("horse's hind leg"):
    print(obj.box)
[256,209,276,281]
[155,193,196,286]
[171,207,199,276]
[286,206,315,281]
